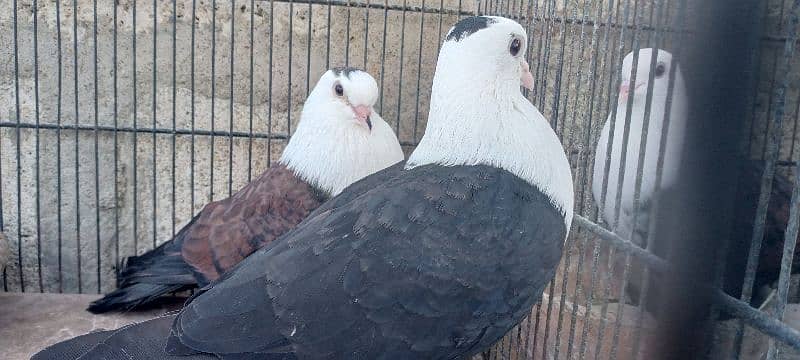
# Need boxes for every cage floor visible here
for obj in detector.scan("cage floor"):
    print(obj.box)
[0,292,182,360]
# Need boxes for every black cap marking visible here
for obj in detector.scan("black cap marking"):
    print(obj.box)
[331,66,362,78]
[445,16,497,42]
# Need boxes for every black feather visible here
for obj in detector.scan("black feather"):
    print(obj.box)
[445,16,497,42]
[87,229,196,314]
[31,330,113,360]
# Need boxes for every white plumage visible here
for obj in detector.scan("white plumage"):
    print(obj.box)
[592,48,688,242]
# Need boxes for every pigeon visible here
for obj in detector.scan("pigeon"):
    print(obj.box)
[592,48,688,246]
[34,15,573,360]
[591,49,799,310]
[87,67,404,313]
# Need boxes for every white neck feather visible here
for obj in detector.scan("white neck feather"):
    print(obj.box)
[406,52,574,226]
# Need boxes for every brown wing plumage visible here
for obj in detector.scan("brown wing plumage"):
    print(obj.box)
[181,165,326,284]
[87,164,326,313]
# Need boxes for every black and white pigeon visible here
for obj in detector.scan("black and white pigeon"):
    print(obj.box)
[33,15,573,360]
[88,68,404,313]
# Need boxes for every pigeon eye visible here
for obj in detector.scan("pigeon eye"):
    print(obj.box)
[509,38,521,57]
[654,63,666,78]
[334,83,344,96]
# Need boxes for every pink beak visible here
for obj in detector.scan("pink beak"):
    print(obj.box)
[351,105,373,131]
[619,81,630,100]
[619,81,644,101]
[520,61,534,90]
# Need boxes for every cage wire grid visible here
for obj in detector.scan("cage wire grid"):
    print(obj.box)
[1,0,800,358]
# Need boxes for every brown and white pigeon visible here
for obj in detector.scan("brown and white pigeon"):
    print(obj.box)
[87,67,404,313]
[35,16,572,360]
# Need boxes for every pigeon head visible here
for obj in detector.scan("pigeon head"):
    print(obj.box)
[619,48,679,103]
[439,16,534,92]
[311,66,380,131]
[407,16,574,224]
[280,68,403,196]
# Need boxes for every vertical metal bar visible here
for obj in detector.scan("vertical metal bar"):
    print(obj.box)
[33,0,43,292]
[345,0,351,66]
[11,0,21,293]
[132,0,139,258]
[190,0,197,212]
[288,0,294,137]
[55,0,64,293]
[229,0,235,197]
[552,241,576,360]
[268,0,274,167]
[540,279,556,360]
[172,0,178,237]
[0,0,4,289]
[395,0,408,135]
[363,0,369,70]
[93,0,101,292]
[308,0,313,95]
[765,2,800,358]
[435,0,444,55]
[72,0,82,293]
[412,0,425,143]
[787,92,800,162]
[379,0,388,113]
[211,0,217,202]
[529,0,544,103]
[248,0,255,181]
[326,0,332,69]
[152,0,159,250]
[113,0,120,275]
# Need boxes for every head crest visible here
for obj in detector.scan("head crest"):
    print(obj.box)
[445,16,497,42]
[331,66,362,78]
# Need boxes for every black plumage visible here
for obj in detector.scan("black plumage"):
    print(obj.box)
[35,164,566,360]
[165,164,566,359]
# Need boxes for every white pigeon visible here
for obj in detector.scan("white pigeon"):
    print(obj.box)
[592,48,688,244]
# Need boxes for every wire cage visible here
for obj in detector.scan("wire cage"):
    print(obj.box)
[1,0,800,358]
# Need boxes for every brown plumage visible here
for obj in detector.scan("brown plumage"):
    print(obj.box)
[180,164,326,284]
[87,165,326,314]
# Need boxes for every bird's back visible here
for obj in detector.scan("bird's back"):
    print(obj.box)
[166,164,566,359]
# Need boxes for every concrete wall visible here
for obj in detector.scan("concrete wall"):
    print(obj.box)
[0,0,796,299]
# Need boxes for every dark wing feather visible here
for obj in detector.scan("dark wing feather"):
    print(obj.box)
[32,330,115,360]
[167,164,566,359]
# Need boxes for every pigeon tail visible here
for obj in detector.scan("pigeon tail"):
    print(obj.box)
[88,225,199,313]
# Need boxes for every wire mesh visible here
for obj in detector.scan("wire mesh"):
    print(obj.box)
[1,0,800,359]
